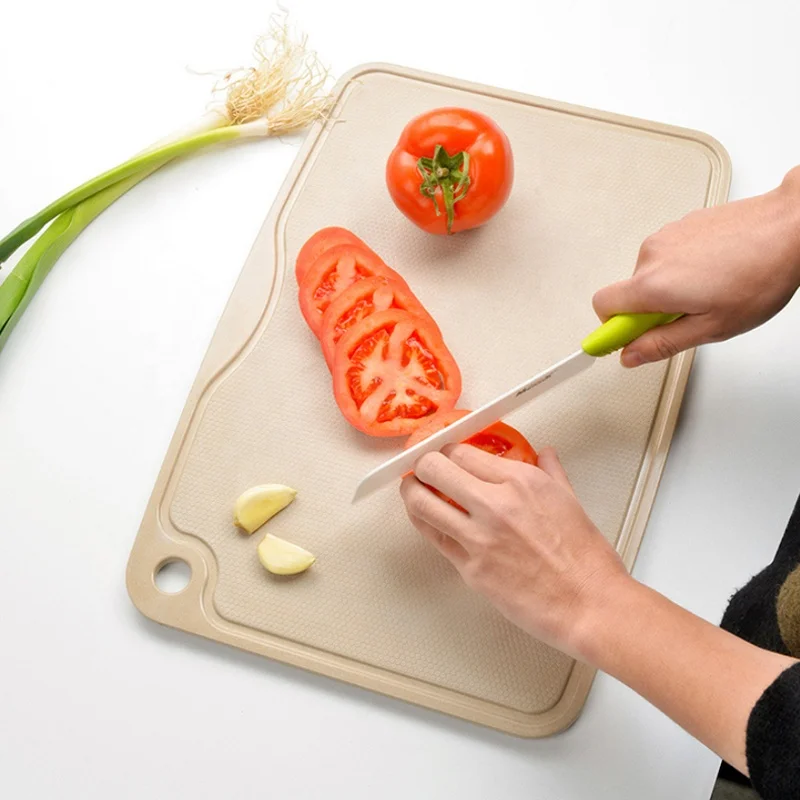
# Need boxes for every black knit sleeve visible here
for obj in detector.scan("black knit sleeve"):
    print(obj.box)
[747,661,800,799]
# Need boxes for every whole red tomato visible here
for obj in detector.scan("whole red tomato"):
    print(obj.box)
[386,107,514,235]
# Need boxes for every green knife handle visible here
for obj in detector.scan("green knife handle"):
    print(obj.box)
[581,313,683,357]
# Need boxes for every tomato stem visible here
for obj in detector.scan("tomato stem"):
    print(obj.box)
[416,145,471,234]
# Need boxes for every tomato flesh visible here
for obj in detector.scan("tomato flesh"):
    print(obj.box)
[319,276,438,367]
[347,329,440,420]
[466,432,512,456]
[298,244,404,337]
[295,227,367,283]
[333,310,461,437]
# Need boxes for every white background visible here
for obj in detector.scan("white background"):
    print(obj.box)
[2,1,799,797]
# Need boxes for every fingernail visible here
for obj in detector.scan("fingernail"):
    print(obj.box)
[621,351,645,368]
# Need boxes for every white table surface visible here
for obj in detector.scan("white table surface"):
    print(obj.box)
[2,1,799,797]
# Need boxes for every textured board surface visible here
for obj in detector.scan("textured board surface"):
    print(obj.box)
[127,64,731,736]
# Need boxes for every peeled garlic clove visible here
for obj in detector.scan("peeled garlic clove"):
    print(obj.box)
[233,484,297,534]
[258,534,316,575]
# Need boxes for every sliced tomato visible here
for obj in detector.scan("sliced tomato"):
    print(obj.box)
[332,309,462,437]
[295,227,369,283]
[298,245,403,337]
[319,277,439,368]
[405,409,537,507]
[405,409,538,464]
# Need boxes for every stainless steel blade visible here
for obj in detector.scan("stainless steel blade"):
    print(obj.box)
[352,349,594,502]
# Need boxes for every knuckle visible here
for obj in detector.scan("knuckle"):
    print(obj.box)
[460,557,487,587]
[414,451,445,482]
[635,267,660,292]
[508,463,543,492]
[447,443,474,467]
[420,490,443,519]
[405,483,433,517]
[637,232,667,264]
[466,526,491,554]
[464,485,495,515]
[592,284,611,308]
[637,236,657,261]
[651,336,681,360]
[493,495,523,526]
[506,472,532,496]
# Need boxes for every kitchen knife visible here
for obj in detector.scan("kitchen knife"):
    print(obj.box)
[352,312,681,503]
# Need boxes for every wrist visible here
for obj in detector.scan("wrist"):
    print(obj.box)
[567,568,645,666]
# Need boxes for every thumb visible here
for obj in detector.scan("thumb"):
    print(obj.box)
[619,315,703,367]
[593,277,658,322]
[536,447,576,496]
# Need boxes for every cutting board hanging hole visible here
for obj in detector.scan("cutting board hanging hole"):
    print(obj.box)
[154,558,192,595]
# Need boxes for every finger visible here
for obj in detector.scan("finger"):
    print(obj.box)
[413,450,486,510]
[400,475,471,543]
[440,442,516,483]
[408,513,468,565]
[535,446,576,496]
[592,275,664,322]
[619,315,706,367]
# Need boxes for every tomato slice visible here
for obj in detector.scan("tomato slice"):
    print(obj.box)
[294,227,369,283]
[405,409,537,507]
[298,245,403,337]
[405,409,538,464]
[332,309,462,437]
[319,276,439,368]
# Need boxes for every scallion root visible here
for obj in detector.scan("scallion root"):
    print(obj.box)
[216,15,332,129]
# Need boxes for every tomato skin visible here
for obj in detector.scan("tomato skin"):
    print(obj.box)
[295,227,368,283]
[386,107,514,235]
[332,310,462,437]
[297,244,406,337]
[319,276,439,368]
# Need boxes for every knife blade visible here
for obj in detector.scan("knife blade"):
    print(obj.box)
[352,311,682,503]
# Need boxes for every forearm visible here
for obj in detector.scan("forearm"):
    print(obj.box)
[775,165,800,287]
[575,576,798,774]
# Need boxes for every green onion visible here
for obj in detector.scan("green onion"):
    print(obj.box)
[0,163,167,347]
[0,17,330,353]
[0,124,259,264]
[0,109,228,344]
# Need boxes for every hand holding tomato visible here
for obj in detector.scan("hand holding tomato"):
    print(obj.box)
[386,108,514,235]
[400,444,628,657]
